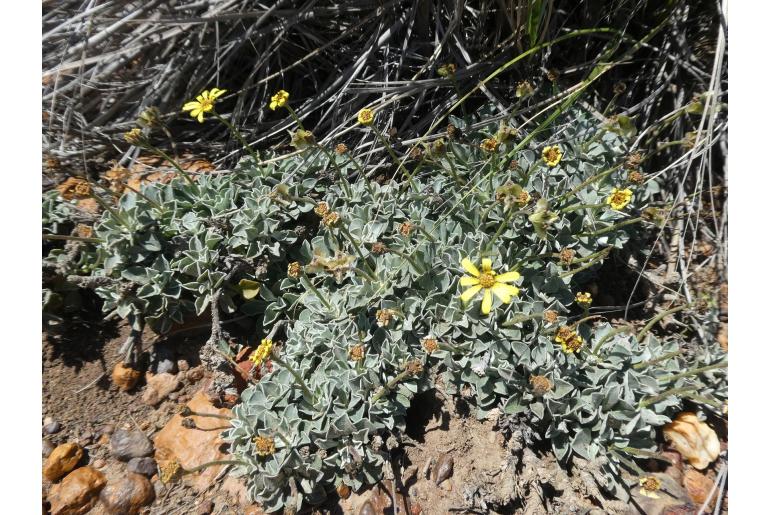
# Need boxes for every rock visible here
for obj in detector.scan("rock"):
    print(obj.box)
[127,457,157,477]
[99,472,155,514]
[112,363,142,392]
[156,358,177,375]
[78,432,94,446]
[44,421,62,434]
[177,359,190,372]
[433,454,454,485]
[110,430,154,461]
[44,443,84,482]
[683,469,716,508]
[142,373,181,406]
[410,502,422,515]
[92,459,106,469]
[243,506,266,515]
[168,392,179,401]
[43,440,56,457]
[186,366,205,383]
[196,499,214,514]
[48,466,106,515]
[153,391,232,492]
[221,476,249,506]
[663,412,720,470]
[100,424,115,436]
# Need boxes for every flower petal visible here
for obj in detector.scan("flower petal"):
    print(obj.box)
[182,101,200,111]
[491,283,519,304]
[201,90,209,100]
[481,289,493,314]
[461,258,480,277]
[495,271,520,283]
[197,111,204,123]
[210,88,226,99]
[481,258,492,273]
[460,284,482,303]
[460,275,480,287]
[190,108,201,118]
[196,94,205,103]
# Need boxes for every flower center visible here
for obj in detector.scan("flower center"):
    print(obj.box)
[546,148,559,162]
[641,478,661,491]
[199,98,214,112]
[479,273,496,288]
[612,192,625,204]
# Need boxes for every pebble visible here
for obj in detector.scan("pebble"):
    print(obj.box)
[196,499,215,514]
[168,392,180,401]
[43,442,84,482]
[156,358,177,375]
[187,366,205,383]
[48,466,106,515]
[110,429,154,461]
[100,424,115,436]
[177,394,190,404]
[79,432,94,445]
[43,421,62,435]
[128,457,158,477]
[112,362,142,392]
[142,373,181,406]
[154,344,177,374]
[99,472,155,514]
[92,459,106,469]
[43,440,56,457]
[433,454,454,485]
[177,359,190,372]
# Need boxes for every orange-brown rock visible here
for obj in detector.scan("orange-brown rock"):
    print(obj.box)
[48,466,106,515]
[153,391,232,492]
[44,443,84,482]
[683,469,716,508]
[663,412,720,470]
[99,472,155,514]
[112,363,142,392]
[142,372,180,406]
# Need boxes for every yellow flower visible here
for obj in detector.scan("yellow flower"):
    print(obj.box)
[376,308,396,327]
[287,262,301,279]
[422,337,439,354]
[349,344,365,362]
[459,258,521,315]
[555,326,583,353]
[542,145,563,167]
[253,435,276,457]
[182,88,227,123]
[358,108,375,126]
[575,292,592,307]
[269,90,289,110]
[250,338,273,367]
[606,188,633,210]
[123,128,144,145]
[479,138,499,153]
[638,476,662,499]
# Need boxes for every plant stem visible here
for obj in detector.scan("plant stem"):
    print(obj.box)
[636,304,690,341]
[212,112,261,166]
[300,273,334,312]
[144,143,196,186]
[338,226,377,277]
[371,125,416,191]
[271,355,316,404]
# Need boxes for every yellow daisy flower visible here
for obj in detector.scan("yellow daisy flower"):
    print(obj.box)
[459,258,521,315]
[269,90,289,110]
[575,292,592,307]
[358,108,375,126]
[542,145,563,167]
[606,188,633,210]
[182,88,227,123]
[250,338,273,367]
